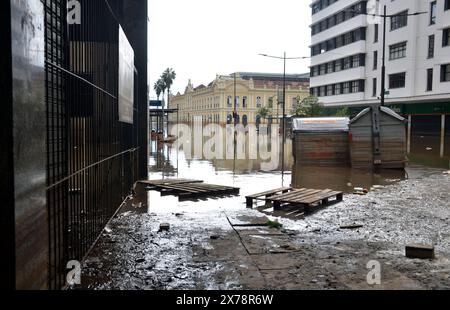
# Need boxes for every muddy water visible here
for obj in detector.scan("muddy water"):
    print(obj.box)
[81,137,450,290]
[147,138,431,213]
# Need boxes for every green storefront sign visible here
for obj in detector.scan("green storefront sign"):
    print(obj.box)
[387,102,450,115]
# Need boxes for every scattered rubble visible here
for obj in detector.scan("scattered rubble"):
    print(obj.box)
[405,244,435,260]
[159,223,170,232]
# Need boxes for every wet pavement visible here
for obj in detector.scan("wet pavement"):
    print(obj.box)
[80,141,450,290]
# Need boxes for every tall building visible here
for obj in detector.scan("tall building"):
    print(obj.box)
[309,0,450,159]
[168,72,310,126]
[310,0,450,107]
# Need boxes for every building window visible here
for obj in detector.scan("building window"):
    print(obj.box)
[372,78,377,97]
[389,72,406,89]
[227,96,232,108]
[311,27,366,56]
[343,82,350,94]
[335,83,342,95]
[243,96,247,108]
[374,24,379,43]
[443,28,450,47]
[256,96,262,108]
[351,55,360,68]
[335,59,342,71]
[441,64,450,82]
[327,62,334,73]
[343,57,351,69]
[389,41,407,60]
[326,85,334,96]
[446,0,450,11]
[391,10,408,31]
[351,81,359,93]
[373,51,378,69]
[428,35,435,58]
[426,68,433,91]
[430,1,437,25]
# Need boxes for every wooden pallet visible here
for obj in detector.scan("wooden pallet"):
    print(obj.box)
[247,187,343,211]
[139,179,240,201]
[246,187,292,208]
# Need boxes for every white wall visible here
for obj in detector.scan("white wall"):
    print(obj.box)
[310,0,450,106]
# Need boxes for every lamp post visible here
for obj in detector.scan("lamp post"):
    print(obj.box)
[259,53,309,181]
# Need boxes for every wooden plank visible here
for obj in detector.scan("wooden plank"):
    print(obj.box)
[270,189,320,202]
[246,187,292,199]
[301,191,343,205]
[281,190,327,204]
[139,179,203,186]
[291,189,334,203]
[268,188,312,201]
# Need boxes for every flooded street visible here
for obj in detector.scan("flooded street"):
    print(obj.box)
[81,137,450,290]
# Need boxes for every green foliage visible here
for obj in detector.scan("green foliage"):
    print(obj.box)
[335,107,350,117]
[153,79,165,100]
[292,96,324,117]
[266,220,283,230]
[160,68,176,108]
[257,106,271,120]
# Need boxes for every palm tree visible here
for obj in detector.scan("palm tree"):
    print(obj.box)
[153,79,165,101]
[161,68,176,109]
[257,106,271,123]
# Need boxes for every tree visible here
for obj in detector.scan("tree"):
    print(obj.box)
[257,106,271,122]
[161,68,176,109]
[153,79,165,101]
[335,107,349,117]
[292,95,324,117]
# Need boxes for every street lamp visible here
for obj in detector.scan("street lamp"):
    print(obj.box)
[259,53,309,178]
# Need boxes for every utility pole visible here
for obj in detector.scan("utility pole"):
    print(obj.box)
[282,52,287,176]
[234,73,237,125]
[380,5,387,107]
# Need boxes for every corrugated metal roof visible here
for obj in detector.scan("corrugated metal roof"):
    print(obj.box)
[293,117,350,132]
[350,106,406,124]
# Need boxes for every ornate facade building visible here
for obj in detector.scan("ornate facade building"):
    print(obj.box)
[169,72,310,125]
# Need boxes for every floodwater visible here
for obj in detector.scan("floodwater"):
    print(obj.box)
[145,135,434,217]
[81,132,450,290]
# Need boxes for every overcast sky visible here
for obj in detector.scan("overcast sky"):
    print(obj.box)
[148,0,312,99]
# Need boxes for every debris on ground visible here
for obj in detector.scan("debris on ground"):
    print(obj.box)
[339,224,364,230]
[353,187,369,195]
[405,244,435,259]
[159,223,170,232]
[266,220,283,229]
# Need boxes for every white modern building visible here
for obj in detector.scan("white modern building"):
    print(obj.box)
[309,0,450,108]
[309,0,450,160]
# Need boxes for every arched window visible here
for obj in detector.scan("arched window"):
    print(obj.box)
[227,114,233,124]
[256,115,262,128]
[256,96,262,108]
[243,115,248,126]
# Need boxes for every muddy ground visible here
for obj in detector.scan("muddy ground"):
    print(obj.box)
[81,170,450,290]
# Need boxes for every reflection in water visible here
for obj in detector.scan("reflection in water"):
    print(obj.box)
[291,165,407,193]
[143,125,448,218]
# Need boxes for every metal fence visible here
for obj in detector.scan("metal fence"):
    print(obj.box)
[43,0,139,289]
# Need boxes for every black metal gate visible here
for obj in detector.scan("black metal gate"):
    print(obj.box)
[43,0,139,289]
